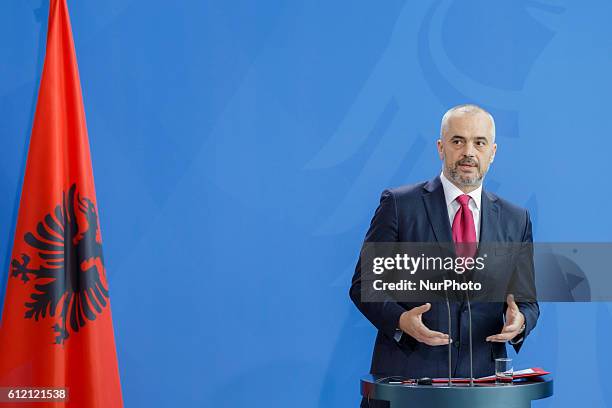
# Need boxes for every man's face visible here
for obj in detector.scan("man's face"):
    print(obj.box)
[437,112,497,188]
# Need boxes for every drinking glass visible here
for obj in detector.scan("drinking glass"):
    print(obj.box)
[495,358,513,384]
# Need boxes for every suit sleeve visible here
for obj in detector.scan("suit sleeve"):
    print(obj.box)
[510,209,540,352]
[349,190,407,340]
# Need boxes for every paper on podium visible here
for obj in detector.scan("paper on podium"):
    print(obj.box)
[432,367,550,383]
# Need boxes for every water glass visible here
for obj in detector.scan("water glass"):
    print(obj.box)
[495,358,513,384]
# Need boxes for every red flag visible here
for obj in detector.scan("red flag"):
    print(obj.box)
[0,0,123,406]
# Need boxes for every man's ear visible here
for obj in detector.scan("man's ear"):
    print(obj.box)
[437,139,444,160]
[490,143,497,163]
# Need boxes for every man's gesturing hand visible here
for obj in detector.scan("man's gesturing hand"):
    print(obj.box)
[486,294,525,343]
[398,303,451,346]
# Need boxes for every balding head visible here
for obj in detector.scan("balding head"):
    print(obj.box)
[440,104,496,142]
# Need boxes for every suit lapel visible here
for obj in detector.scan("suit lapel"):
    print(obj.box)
[422,176,453,243]
[478,189,499,247]
[473,190,500,297]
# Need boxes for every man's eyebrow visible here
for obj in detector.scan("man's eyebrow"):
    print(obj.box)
[450,135,490,141]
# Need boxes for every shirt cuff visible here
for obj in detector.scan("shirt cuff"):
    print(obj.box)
[394,329,403,343]
[509,323,526,344]
[509,335,524,345]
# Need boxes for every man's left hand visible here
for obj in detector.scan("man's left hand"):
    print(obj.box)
[486,294,525,343]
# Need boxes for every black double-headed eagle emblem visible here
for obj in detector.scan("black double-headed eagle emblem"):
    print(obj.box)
[11,184,109,344]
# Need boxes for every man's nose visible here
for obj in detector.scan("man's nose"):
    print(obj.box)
[462,142,476,157]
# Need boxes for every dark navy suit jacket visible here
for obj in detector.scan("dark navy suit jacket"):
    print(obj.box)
[350,176,539,384]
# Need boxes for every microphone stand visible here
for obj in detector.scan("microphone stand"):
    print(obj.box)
[444,289,452,387]
[462,274,474,387]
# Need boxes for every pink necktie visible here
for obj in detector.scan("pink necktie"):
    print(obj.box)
[452,194,477,258]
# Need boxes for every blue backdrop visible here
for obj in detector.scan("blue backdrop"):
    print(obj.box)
[1,0,611,406]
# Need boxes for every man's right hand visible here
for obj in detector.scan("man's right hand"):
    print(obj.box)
[398,303,451,346]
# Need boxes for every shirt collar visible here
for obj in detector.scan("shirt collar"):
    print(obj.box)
[439,171,482,210]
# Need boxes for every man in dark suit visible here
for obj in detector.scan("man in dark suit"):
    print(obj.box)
[350,104,539,407]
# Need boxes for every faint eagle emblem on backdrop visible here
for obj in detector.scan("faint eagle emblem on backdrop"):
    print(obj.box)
[11,184,109,344]
[304,0,562,235]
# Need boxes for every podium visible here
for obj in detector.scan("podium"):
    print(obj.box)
[361,375,553,408]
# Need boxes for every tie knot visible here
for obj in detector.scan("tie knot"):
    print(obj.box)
[456,194,471,207]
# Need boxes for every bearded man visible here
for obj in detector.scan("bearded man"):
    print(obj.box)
[349,104,539,408]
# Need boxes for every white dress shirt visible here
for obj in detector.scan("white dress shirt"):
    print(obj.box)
[439,172,482,242]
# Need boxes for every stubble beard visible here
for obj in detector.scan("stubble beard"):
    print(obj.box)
[445,158,484,188]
